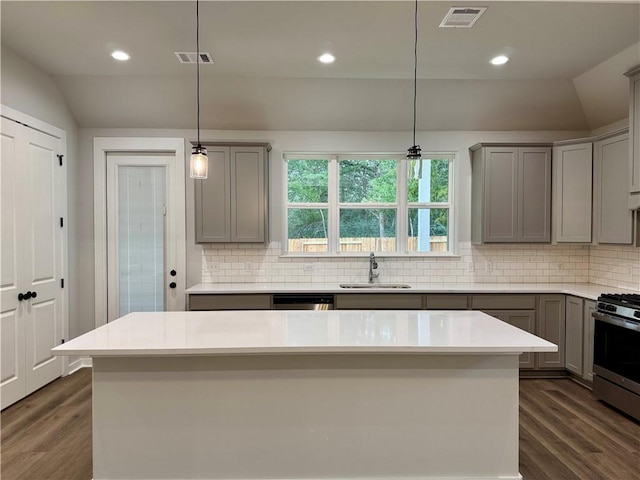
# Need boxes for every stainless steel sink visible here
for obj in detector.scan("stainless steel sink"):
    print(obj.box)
[339,283,412,289]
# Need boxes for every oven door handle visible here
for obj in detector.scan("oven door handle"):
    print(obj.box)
[593,311,640,332]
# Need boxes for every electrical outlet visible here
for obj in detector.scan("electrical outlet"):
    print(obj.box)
[485,262,493,273]
[466,262,475,273]
[245,262,253,271]
[303,264,314,272]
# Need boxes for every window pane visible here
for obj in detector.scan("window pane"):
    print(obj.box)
[287,159,328,203]
[339,159,397,203]
[339,209,396,252]
[408,208,449,253]
[287,208,329,253]
[407,158,449,203]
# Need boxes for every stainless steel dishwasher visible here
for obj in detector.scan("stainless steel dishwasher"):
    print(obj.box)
[272,294,334,310]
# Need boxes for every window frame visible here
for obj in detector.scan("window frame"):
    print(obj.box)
[283,152,455,256]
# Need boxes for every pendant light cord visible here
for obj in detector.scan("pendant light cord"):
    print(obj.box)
[196,0,201,147]
[412,0,418,147]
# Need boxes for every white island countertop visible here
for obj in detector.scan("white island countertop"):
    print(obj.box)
[186,282,638,300]
[52,310,556,357]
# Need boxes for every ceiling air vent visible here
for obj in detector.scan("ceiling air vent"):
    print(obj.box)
[439,7,487,28]
[174,52,214,64]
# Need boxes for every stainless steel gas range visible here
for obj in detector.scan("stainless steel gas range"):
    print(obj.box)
[593,293,640,421]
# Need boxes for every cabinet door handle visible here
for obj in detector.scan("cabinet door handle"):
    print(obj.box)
[23,291,33,300]
[169,282,177,289]
[18,292,25,301]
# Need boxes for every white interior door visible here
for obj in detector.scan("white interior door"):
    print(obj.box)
[1,117,64,409]
[106,153,183,323]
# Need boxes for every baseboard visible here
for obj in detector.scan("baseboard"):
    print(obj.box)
[67,357,92,374]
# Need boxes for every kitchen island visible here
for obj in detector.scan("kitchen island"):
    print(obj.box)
[53,310,556,480]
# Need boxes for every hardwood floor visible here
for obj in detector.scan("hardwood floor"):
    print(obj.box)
[1,371,638,479]
[1,368,92,480]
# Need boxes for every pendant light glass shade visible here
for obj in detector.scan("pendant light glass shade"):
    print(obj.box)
[407,0,421,160]
[190,0,208,179]
[190,145,208,179]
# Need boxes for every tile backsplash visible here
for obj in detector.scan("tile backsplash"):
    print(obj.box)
[199,241,640,287]
[589,245,640,291]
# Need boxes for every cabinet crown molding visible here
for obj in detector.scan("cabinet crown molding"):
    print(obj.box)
[624,64,640,78]
[552,127,629,147]
[469,142,552,152]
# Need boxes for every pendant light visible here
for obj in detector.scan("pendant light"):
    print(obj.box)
[190,0,208,179]
[407,0,421,160]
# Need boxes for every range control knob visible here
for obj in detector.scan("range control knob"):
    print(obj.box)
[606,304,617,312]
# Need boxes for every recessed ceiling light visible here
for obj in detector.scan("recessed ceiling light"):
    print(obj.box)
[111,50,130,61]
[490,55,509,66]
[318,53,335,64]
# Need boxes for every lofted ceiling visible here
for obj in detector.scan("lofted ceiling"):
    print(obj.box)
[1,1,639,131]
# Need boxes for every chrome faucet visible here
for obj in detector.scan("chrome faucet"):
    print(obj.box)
[368,252,379,283]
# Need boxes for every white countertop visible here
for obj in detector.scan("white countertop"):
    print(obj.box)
[52,310,556,357]
[185,282,638,300]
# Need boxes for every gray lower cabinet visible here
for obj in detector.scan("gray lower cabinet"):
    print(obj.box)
[537,295,565,369]
[424,294,468,309]
[565,296,584,375]
[583,300,596,382]
[552,141,593,243]
[594,131,633,244]
[471,295,538,370]
[195,143,270,243]
[188,294,272,310]
[564,295,597,382]
[482,309,536,369]
[470,144,551,243]
[335,294,423,310]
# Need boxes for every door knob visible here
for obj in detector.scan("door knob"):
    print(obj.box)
[169,282,177,289]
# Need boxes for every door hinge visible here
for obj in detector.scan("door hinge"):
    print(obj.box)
[61,278,64,288]
[60,217,64,228]
[57,154,63,166]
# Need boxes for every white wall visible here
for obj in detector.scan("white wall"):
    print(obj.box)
[0,46,86,340]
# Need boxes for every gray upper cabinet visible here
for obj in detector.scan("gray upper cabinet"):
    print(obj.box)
[626,65,640,209]
[593,131,633,244]
[471,144,551,244]
[195,143,270,243]
[552,141,593,243]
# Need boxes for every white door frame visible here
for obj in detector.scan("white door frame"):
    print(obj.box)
[94,138,186,328]
[0,104,68,377]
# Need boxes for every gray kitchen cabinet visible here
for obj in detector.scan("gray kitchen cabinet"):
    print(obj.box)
[482,309,536,369]
[626,65,640,209]
[195,143,270,243]
[470,144,551,243]
[565,295,584,376]
[552,141,593,243]
[424,294,468,310]
[335,294,423,310]
[583,299,596,383]
[593,130,633,244]
[188,294,272,310]
[471,295,537,370]
[537,295,565,369]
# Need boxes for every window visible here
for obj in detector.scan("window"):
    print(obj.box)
[285,153,454,255]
